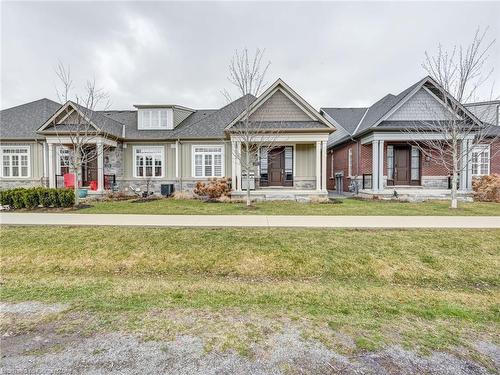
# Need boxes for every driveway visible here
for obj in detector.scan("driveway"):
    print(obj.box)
[1,213,499,228]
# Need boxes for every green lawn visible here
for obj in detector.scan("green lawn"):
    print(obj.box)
[70,197,500,216]
[1,226,499,354]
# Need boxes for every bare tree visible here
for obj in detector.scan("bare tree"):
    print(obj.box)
[408,28,498,209]
[52,63,111,206]
[223,48,284,207]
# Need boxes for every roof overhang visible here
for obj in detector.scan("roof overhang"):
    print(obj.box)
[37,101,100,133]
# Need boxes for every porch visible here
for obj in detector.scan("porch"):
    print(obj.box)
[45,136,118,194]
[360,132,475,196]
[229,134,329,200]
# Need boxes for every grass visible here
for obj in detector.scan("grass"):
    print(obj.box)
[1,226,499,355]
[63,197,500,216]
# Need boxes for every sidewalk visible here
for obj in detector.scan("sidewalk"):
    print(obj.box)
[1,213,499,228]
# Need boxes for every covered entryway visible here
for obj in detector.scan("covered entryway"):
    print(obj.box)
[268,147,285,186]
[393,146,410,185]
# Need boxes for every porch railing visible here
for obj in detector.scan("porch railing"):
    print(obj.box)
[362,174,372,189]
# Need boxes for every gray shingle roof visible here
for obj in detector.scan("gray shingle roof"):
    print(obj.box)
[321,108,367,135]
[100,94,255,140]
[68,101,125,138]
[0,98,61,139]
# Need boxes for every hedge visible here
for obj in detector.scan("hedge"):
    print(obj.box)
[0,187,75,209]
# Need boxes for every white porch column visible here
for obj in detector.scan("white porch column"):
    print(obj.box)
[97,141,104,193]
[231,140,236,191]
[48,143,56,188]
[236,141,242,191]
[316,141,321,191]
[175,141,180,179]
[42,142,48,182]
[466,139,473,191]
[460,139,473,192]
[378,140,384,191]
[372,141,379,192]
[321,141,327,192]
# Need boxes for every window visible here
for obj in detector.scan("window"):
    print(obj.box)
[348,148,352,177]
[471,145,490,176]
[1,146,30,178]
[411,146,420,181]
[193,145,224,178]
[138,109,172,130]
[133,146,164,178]
[57,147,72,175]
[387,145,394,180]
[330,153,334,178]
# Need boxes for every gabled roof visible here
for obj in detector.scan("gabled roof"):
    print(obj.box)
[225,78,337,132]
[0,98,61,139]
[323,76,484,148]
[38,101,124,138]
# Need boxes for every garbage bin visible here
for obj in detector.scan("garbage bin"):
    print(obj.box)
[161,184,175,197]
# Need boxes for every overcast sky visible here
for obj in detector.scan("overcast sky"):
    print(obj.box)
[1,1,499,111]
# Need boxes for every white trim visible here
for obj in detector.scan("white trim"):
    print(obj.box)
[361,131,475,144]
[316,141,321,191]
[225,79,336,130]
[230,133,330,143]
[292,144,297,179]
[0,145,31,179]
[191,144,225,178]
[44,136,117,147]
[353,107,370,135]
[132,145,165,179]
[137,108,174,130]
[347,148,353,178]
[175,140,180,179]
[471,144,491,176]
[38,101,100,133]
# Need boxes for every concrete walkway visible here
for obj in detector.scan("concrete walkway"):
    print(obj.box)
[1,213,499,228]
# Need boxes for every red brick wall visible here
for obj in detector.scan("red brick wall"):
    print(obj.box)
[328,141,358,192]
[490,139,500,174]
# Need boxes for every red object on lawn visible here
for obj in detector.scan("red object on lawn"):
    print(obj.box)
[63,173,76,188]
[89,181,98,191]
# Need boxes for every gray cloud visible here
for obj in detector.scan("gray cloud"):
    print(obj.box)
[1,1,499,111]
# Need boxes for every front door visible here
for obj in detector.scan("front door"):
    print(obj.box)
[268,147,284,186]
[394,147,410,185]
[81,147,98,187]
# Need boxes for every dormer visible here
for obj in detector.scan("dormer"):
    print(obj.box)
[134,104,195,130]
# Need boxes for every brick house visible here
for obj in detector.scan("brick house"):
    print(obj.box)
[321,77,500,199]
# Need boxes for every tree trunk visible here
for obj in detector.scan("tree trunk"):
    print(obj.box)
[74,168,80,207]
[245,144,251,207]
[450,147,458,209]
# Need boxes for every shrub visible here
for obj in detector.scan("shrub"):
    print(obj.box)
[473,174,500,202]
[37,188,51,207]
[22,189,39,209]
[11,189,26,209]
[193,178,231,200]
[58,189,75,207]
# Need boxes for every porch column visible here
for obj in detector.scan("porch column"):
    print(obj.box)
[175,141,180,179]
[231,141,236,191]
[48,143,56,188]
[466,139,473,191]
[372,140,384,192]
[316,141,321,191]
[321,141,327,192]
[378,140,384,191]
[42,142,48,182]
[460,139,473,192]
[236,141,242,191]
[97,141,104,193]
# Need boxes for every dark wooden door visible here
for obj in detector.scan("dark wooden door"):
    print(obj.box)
[394,147,410,185]
[268,147,284,186]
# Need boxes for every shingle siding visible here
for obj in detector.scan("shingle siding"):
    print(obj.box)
[387,88,458,121]
[249,90,311,122]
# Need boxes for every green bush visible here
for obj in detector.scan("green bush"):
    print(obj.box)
[58,189,75,207]
[48,189,60,208]
[0,187,75,209]
[22,189,39,209]
[37,188,51,207]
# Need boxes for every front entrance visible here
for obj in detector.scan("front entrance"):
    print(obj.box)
[81,146,98,187]
[393,146,410,185]
[268,147,285,186]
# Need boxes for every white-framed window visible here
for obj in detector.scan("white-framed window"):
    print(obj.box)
[347,148,352,177]
[133,146,164,178]
[138,109,172,130]
[192,145,224,178]
[1,146,30,178]
[471,145,490,176]
[57,146,72,175]
[411,146,420,181]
